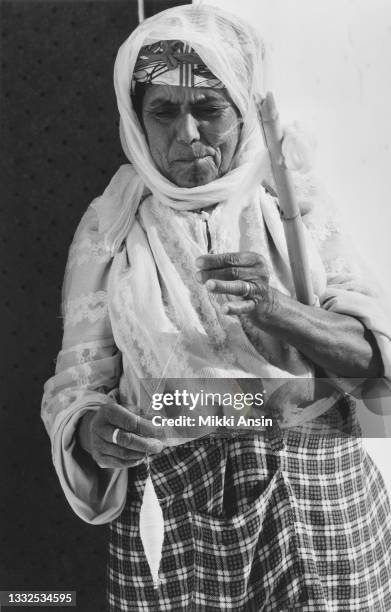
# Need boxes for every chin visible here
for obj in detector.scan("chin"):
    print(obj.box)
[170,161,219,188]
[176,174,216,188]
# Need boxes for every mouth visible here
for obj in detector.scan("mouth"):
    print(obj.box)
[173,155,213,163]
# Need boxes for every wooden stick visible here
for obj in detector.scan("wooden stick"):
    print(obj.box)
[257,92,316,306]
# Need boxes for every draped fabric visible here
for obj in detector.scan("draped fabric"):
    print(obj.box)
[108,428,391,611]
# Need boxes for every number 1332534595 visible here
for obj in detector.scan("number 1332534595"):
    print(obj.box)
[0,591,75,606]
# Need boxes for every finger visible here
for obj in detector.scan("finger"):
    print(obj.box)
[102,404,165,439]
[197,266,264,284]
[96,453,146,469]
[205,279,257,296]
[196,252,264,271]
[96,427,164,454]
[95,438,147,461]
[221,301,256,315]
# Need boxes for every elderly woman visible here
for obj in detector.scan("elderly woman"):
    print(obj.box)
[42,5,391,611]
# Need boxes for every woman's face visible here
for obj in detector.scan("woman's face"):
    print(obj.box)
[141,85,242,188]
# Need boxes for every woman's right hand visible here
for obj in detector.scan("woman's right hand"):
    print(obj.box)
[77,402,165,469]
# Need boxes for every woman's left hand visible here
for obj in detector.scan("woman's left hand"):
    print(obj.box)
[195,251,277,316]
[196,252,382,379]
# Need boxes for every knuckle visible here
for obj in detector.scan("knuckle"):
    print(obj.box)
[231,267,240,279]
[255,264,267,278]
[125,432,135,447]
[227,253,240,265]
[212,255,223,268]
[241,251,256,264]
[253,252,264,265]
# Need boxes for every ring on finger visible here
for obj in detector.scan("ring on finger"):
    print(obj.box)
[112,427,120,445]
[243,281,252,298]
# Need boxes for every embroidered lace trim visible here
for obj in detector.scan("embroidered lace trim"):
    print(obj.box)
[67,237,111,269]
[63,291,108,326]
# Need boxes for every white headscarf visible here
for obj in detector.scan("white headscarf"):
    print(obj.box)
[95,4,271,253]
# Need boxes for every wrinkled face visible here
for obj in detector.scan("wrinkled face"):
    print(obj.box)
[140,85,242,187]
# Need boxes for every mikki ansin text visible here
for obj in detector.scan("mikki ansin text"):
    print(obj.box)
[151,414,274,428]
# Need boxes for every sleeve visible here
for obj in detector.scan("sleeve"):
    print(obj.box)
[300,175,391,412]
[41,205,128,524]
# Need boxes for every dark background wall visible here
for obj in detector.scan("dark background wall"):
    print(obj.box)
[0,1,189,610]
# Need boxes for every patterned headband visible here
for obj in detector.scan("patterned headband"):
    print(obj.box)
[131,40,224,92]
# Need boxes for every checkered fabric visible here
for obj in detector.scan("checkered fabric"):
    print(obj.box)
[107,399,391,611]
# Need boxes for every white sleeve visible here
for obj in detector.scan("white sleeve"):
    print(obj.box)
[301,177,391,413]
[41,206,128,524]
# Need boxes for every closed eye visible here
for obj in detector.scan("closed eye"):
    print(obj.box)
[192,106,227,119]
[145,103,230,122]
[148,108,178,120]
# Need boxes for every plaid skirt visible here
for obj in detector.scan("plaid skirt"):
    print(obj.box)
[107,400,391,611]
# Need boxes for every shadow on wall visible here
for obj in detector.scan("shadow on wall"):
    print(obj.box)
[0,1,188,610]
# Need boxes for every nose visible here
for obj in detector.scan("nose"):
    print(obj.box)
[175,112,200,145]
